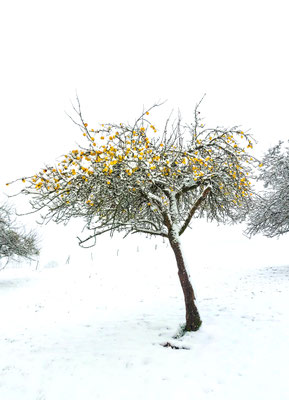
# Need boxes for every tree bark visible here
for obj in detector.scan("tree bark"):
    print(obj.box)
[169,235,202,332]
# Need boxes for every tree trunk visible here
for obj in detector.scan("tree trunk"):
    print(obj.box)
[169,235,202,332]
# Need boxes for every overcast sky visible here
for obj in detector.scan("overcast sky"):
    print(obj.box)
[1,0,288,209]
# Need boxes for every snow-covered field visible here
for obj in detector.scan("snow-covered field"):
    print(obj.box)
[1,222,289,400]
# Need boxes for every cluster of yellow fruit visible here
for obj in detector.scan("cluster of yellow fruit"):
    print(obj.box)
[9,118,257,212]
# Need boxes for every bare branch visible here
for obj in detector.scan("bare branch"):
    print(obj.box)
[179,186,211,236]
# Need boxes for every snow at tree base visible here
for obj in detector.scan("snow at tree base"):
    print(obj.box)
[0,223,288,400]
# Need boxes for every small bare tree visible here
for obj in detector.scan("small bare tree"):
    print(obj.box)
[0,203,39,267]
[10,100,257,331]
[246,140,289,238]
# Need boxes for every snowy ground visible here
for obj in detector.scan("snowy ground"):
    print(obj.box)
[0,223,289,400]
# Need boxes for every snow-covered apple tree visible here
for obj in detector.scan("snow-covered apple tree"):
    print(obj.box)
[246,140,289,238]
[9,99,257,331]
[0,203,39,266]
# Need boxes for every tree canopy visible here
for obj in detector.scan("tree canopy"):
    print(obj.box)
[10,100,257,246]
[0,203,39,266]
[246,140,289,238]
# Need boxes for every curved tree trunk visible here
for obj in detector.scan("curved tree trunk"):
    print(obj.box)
[169,235,202,332]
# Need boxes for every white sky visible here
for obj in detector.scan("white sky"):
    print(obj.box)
[1,0,288,208]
